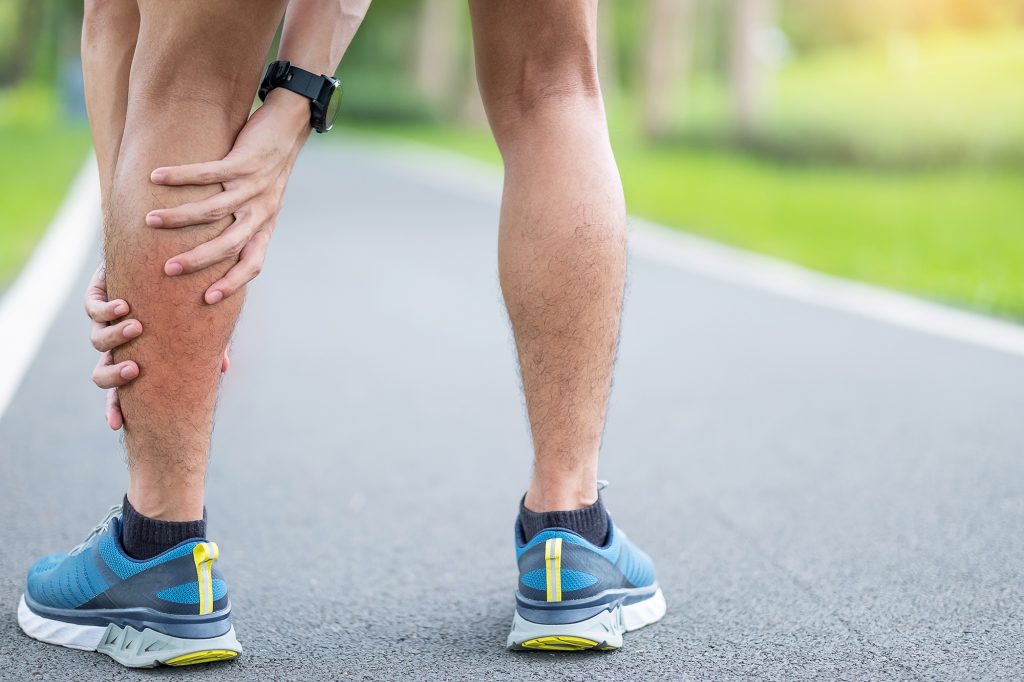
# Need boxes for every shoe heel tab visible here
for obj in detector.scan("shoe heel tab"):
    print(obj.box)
[192,542,219,615]
[544,537,563,603]
[192,541,219,564]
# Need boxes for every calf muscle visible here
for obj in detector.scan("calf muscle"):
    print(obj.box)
[102,0,287,520]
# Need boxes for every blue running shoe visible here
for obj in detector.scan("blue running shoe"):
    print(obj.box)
[507,499,666,651]
[18,505,241,668]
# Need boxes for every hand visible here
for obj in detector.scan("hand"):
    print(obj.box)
[144,92,311,304]
[85,265,229,430]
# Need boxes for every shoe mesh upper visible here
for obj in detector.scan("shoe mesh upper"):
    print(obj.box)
[615,536,656,588]
[98,536,198,580]
[27,551,108,609]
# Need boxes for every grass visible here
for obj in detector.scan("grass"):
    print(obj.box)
[0,86,92,289]
[340,122,1024,321]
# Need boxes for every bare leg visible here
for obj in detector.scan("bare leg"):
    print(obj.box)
[104,0,287,521]
[81,0,138,212]
[469,1,628,512]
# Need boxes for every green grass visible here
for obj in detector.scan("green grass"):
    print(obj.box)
[340,122,1024,320]
[0,86,92,288]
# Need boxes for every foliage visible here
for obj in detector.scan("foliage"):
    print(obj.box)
[781,0,1024,51]
[675,30,1024,167]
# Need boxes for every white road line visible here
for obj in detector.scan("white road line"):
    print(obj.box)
[0,155,100,422]
[631,220,1024,358]
[361,136,1024,359]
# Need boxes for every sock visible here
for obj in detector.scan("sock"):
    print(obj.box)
[519,493,609,546]
[120,495,207,560]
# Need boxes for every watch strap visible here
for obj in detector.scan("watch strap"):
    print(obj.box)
[259,61,328,102]
[277,66,324,101]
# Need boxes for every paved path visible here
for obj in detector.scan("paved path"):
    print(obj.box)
[1,138,1022,680]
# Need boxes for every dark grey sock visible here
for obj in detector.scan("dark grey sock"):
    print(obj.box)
[120,495,206,560]
[519,494,609,546]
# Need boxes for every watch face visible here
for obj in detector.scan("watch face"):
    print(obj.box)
[324,80,342,131]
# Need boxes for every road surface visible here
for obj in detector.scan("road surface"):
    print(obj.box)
[1,138,1022,680]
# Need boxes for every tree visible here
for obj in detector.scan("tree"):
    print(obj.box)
[640,0,698,140]
[413,0,460,108]
[729,0,776,138]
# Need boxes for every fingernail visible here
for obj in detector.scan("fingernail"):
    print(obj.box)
[146,214,163,227]
[113,302,128,315]
[151,171,165,183]
[120,366,137,379]
[165,262,183,276]
[123,323,142,338]
[207,290,224,304]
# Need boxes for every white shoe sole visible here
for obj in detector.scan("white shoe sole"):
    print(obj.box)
[507,588,666,651]
[18,595,242,668]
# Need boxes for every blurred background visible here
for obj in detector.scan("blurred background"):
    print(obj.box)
[1,0,1021,318]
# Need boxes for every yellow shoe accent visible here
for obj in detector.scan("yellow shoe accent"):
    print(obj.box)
[519,635,600,651]
[192,542,219,615]
[544,538,563,603]
[163,649,238,666]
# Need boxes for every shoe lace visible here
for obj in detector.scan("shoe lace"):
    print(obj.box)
[69,504,122,556]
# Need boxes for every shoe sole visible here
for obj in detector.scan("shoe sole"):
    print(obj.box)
[17,595,242,668]
[507,587,666,651]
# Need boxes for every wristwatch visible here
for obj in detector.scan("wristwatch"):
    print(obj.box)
[258,60,342,134]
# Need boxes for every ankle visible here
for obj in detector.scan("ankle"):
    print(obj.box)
[524,478,598,513]
[126,485,204,522]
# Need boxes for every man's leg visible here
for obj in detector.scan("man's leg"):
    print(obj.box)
[18,1,288,666]
[469,1,627,515]
[469,1,665,651]
[105,0,286,526]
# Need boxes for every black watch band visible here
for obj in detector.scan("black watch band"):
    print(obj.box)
[259,60,342,134]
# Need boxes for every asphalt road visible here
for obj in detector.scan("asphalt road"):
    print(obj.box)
[1,138,1022,681]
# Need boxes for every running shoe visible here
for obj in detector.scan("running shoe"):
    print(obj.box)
[507,507,666,650]
[18,505,241,668]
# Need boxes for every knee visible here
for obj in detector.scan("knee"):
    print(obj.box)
[479,45,603,145]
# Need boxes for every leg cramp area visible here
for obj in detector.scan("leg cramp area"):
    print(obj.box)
[100,0,287,477]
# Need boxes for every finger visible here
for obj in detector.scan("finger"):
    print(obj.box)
[85,297,130,324]
[84,266,130,322]
[145,190,248,229]
[106,389,124,431]
[163,219,256,276]
[91,318,143,352]
[150,158,241,187]
[93,354,140,389]
[204,230,270,304]
[87,264,107,296]
[221,346,230,374]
